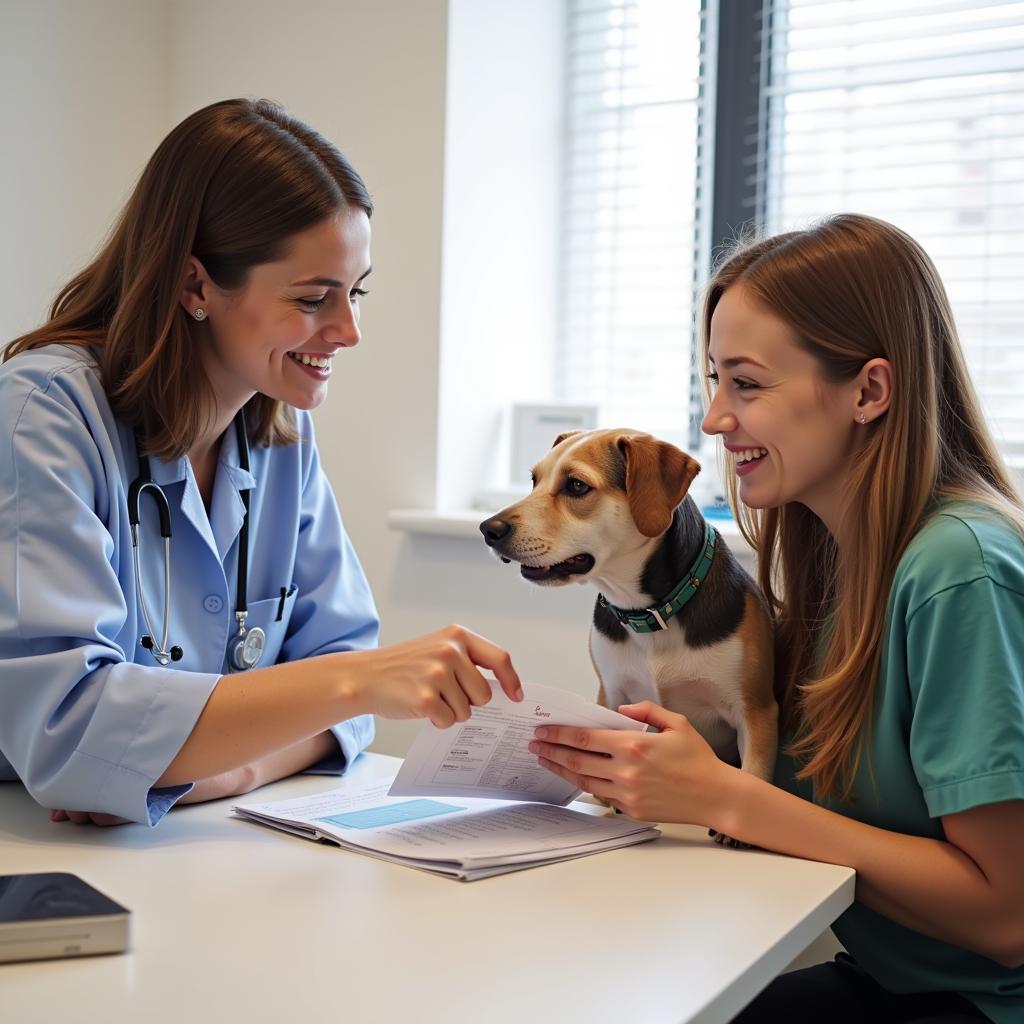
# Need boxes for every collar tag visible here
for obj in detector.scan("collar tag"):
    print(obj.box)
[647,607,669,631]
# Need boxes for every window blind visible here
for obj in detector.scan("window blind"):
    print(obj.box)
[558,0,709,449]
[760,0,1024,464]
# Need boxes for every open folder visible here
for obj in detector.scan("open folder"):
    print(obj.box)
[232,683,659,880]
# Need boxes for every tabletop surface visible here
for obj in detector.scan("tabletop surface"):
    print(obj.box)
[0,753,854,1024]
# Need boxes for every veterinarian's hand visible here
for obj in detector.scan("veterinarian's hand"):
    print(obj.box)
[49,809,131,826]
[529,701,735,825]
[346,624,523,729]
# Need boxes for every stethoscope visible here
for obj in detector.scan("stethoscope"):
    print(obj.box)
[128,409,265,672]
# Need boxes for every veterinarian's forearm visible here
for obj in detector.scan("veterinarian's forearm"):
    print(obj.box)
[156,653,367,786]
[715,770,1016,965]
[174,732,337,803]
[248,731,338,789]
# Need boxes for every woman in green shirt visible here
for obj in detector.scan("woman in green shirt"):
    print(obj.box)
[529,214,1024,1023]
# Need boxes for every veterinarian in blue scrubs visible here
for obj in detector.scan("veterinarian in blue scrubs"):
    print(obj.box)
[0,98,521,828]
[530,215,1023,1023]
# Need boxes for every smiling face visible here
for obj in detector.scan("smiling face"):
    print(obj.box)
[702,284,862,530]
[192,207,372,417]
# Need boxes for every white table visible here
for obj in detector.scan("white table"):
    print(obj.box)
[0,753,854,1024]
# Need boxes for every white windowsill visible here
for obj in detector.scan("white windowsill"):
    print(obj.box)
[387,508,492,539]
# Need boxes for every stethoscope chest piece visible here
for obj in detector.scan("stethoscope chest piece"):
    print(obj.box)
[228,614,266,672]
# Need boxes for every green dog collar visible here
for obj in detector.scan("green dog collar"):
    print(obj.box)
[598,522,717,634]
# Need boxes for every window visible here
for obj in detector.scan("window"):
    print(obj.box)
[558,0,1024,470]
[761,0,1024,466]
[558,0,709,452]
[434,0,1024,515]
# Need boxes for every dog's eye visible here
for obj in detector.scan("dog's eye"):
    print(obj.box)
[564,477,592,497]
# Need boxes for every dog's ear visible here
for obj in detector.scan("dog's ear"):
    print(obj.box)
[617,435,701,537]
[552,430,581,448]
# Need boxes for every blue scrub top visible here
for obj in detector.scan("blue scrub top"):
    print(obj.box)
[0,343,379,825]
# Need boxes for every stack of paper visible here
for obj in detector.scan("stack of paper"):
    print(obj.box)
[232,682,659,880]
[233,779,658,881]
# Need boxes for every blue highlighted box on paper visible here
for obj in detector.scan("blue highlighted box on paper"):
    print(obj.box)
[318,799,463,830]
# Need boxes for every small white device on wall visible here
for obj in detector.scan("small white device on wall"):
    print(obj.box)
[509,403,598,487]
[474,402,598,511]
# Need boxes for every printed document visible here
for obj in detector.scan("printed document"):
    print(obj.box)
[389,681,647,805]
[232,775,659,881]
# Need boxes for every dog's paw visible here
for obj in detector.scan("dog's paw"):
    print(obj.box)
[708,827,753,850]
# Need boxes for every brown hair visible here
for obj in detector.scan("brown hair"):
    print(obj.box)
[3,97,373,457]
[700,214,1023,802]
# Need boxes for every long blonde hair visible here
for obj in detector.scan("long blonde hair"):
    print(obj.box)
[701,214,1024,802]
[3,98,372,458]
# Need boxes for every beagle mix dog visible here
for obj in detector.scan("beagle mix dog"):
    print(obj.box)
[480,429,777,834]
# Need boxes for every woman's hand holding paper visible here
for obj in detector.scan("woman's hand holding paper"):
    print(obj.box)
[530,701,735,825]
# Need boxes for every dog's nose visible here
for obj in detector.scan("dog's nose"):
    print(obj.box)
[479,517,512,546]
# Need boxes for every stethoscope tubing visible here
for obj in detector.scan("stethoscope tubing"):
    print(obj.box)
[130,527,172,664]
[130,409,261,670]
[234,413,252,621]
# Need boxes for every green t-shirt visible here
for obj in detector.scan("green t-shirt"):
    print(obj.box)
[774,503,1024,1023]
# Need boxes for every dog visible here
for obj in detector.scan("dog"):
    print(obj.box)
[479,428,777,841]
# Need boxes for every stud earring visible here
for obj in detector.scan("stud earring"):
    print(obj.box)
[193,308,206,321]
[858,412,867,424]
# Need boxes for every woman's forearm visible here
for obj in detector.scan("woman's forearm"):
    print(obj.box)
[246,730,339,789]
[175,731,339,804]
[156,651,370,787]
[155,623,522,790]
[715,769,1018,966]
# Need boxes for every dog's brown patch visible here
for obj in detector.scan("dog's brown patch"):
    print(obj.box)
[733,589,778,782]
[548,432,624,483]
[617,434,700,537]
[552,430,582,449]
[737,589,775,711]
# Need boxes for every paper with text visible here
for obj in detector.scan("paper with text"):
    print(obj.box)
[233,775,659,880]
[389,681,647,805]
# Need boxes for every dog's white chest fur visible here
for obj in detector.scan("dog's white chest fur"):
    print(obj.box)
[591,625,747,761]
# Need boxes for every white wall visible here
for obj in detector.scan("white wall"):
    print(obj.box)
[437,0,565,509]
[0,0,169,339]
[1,0,601,758]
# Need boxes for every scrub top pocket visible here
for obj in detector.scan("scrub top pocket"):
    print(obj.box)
[242,585,299,665]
